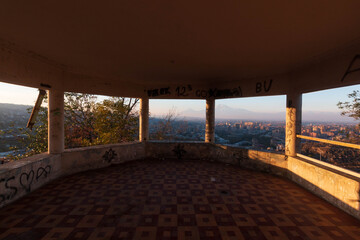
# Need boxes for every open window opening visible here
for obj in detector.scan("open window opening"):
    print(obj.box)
[215,95,286,152]
[149,99,205,141]
[63,92,139,149]
[300,84,360,173]
[0,82,42,164]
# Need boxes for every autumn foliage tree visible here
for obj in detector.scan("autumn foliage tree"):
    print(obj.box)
[93,97,138,145]
[5,93,139,160]
[64,93,98,148]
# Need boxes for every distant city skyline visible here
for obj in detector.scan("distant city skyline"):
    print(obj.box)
[0,81,359,122]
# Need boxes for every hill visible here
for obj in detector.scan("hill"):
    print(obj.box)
[180,104,355,123]
[0,103,31,129]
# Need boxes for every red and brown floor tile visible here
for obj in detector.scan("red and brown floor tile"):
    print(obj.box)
[0,159,359,239]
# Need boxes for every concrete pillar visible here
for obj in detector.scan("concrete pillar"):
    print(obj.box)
[285,93,302,157]
[205,98,215,143]
[48,89,64,154]
[139,97,149,142]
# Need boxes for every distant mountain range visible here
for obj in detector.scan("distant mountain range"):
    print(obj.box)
[0,102,356,123]
[180,104,356,123]
[0,103,31,112]
[0,103,31,128]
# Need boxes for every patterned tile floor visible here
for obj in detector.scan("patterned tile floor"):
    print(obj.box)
[0,159,360,240]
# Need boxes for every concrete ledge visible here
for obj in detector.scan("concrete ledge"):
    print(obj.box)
[145,141,213,160]
[297,153,360,180]
[62,141,145,175]
[1,141,359,221]
[145,141,287,176]
[0,141,145,208]
[0,153,61,208]
[211,144,287,177]
[288,154,360,220]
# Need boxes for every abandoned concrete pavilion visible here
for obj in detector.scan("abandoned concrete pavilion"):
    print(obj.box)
[1,1,360,239]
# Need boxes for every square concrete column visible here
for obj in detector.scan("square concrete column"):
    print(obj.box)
[139,97,149,142]
[205,98,215,143]
[285,93,302,157]
[48,89,64,154]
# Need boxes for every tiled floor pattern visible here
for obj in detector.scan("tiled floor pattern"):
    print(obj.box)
[0,159,360,239]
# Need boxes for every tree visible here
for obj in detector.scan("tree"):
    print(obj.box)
[337,90,360,144]
[150,107,190,141]
[64,94,139,147]
[93,97,139,145]
[64,93,98,148]
[151,108,178,140]
[337,90,360,121]
[3,103,48,160]
[2,93,139,162]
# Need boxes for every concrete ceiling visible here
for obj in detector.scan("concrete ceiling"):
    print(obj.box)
[0,1,360,98]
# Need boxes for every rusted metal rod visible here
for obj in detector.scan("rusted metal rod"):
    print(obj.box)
[27,89,46,130]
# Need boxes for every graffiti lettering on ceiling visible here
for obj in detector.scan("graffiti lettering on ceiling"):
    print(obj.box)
[195,87,242,98]
[146,85,243,98]
[147,87,171,97]
[256,79,273,93]
[176,85,192,97]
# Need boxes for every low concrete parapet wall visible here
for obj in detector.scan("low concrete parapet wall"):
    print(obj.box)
[210,144,287,177]
[288,154,360,220]
[145,141,213,160]
[145,141,287,177]
[0,141,145,208]
[0,153,61,208]
[61,142,145,175]
[0,141,359,220]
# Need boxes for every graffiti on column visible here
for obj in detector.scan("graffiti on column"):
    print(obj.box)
[341,55,360,82]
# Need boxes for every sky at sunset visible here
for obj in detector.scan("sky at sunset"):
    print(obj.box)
[0,81,359,122]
